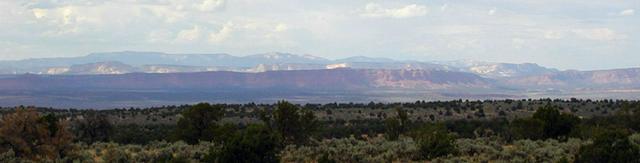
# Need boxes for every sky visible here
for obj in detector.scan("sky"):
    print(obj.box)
[0,0,638,70]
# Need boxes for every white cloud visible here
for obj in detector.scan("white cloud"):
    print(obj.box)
[28,6,103,36]
[274,23,288,32]
[543,31,564,40]
[620,9,634,16]
[197,0,225,12]
[511,38,526,49]
[360,3,427,18]
[488,8,496,16]
[32,8,47,19]
[572,28,624,41]
[176,25,202,42]
[208,23,234,43]
[148,30,173,43]
[1,0,639,70]
[60,7,75,25]
[431,25,483,35]
[440,4,448,12]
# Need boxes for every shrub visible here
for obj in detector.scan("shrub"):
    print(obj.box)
[260,101,318,145]
[411,124,456,160]
[205,124,280,163]
[575,129,640,163]
[532,105,580,139]
[111,124,175,145]
[384,108,409,140]
[73,112,113,144]
[449,137,585,162]
[509,118,544,140]
[67,141,216,162]
[173,103,223,144]
[0,109,74,161]
[384,118,402,140]
[281,136,417,162]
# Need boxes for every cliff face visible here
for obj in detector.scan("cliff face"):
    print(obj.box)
[1,68,640,108]
[504,68,640,89]
[4,67,640,92]
[362,69,491,89]
[0,68,490,91]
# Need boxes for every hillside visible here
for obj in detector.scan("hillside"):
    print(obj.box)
[0,68,491,91]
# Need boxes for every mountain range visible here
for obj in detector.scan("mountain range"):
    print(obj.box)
[0,51,638,108]
[0,51,556,78]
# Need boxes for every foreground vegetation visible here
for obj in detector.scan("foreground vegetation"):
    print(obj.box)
[1,99,640,162]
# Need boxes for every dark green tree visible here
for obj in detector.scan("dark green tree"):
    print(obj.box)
[173,103,223,144]
[385,117,402,140]
[73,112,113,144]
[41,114,59,137]
[509,118,545,140]
[111,124,175,145]
[575,129,640,163]
[531,105,580,139]
[385,108,409,140]
[261,101,318,145]
[205,124,280,163]
[411,124,456,160]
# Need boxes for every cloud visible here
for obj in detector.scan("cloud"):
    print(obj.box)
[543,30,564,40]
[208,23,234,43]
[440,4,448,12]
[32,8,47,19]
[176,25,203,42]
[360,3,427,18]
[619,9,634,16]
[147,30,173,43]
[274,23,288,32]
[488,8,496,16]
[28,6,103,36]
[1,0,639,70]
[197,0,225,12]
[572,28,624,41]
[23,0,105,9]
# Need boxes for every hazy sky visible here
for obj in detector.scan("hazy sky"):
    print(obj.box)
[0,0,638,70]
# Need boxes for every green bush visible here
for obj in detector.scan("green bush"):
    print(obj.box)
[508,105,580,140]
[509,118,544,140]
[384,108,409,140]
[575,129,640,163]
[448,137,585,162]
[73,112,113,144]
[205,124,280,163]
[260,101,318,145]
[173,103,224,144]
[281,136,417,162]
[531,105,580,140]
[66,141,216,162]
[411,124,456,160]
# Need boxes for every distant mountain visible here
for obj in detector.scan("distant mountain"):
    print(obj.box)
[0,51,330,70]
[64,61,138,74]
[0,67,639,108]
[2,51,638,84]
[325,62,460,71]
[141,65,232,74]
[505,68,640,89]
[436,60,558,78]
[83,51,236,66]
[35,61,462,75]
[0,51,492,76]
[20,62,638,91]
[335,56,396,63]
[242,52,331,65]
[0,68,491,92]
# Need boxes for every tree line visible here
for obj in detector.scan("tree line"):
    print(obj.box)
[1,99,640,162]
